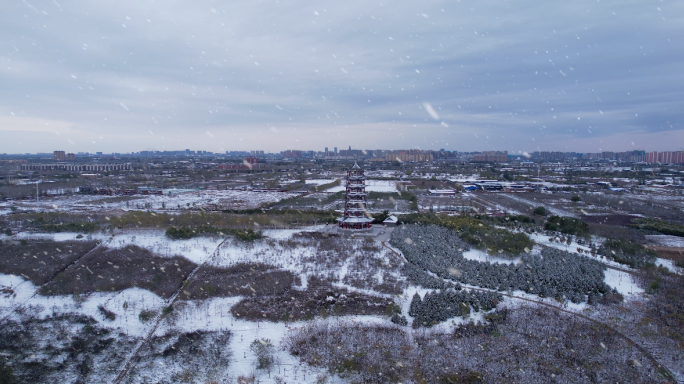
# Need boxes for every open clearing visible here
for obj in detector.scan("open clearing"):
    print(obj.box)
[0,224,681,383]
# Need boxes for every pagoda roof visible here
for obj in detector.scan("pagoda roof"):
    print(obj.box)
[352,161,361,169]
[336,217,374,223]
[383,215,398,224]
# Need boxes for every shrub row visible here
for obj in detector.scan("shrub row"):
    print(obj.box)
[391,224,613,303]
[165,226,263,241]
[459,225,534,257]
[409,289,502,327]
[1,210,340,235]
[629,218,684,238]
[544,215,590,237]
[401,262,458,290]
[600,238,657,268]
[398,213,534,256]
[312,179,340,192]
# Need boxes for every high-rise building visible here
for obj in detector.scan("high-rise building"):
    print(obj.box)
[282,150,303,158]
[67,153,76,161]
[473,151,508,163]
[646,151,684,164]
[54,151,66,161]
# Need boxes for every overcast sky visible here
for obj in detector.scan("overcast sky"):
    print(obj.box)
[1,0,683,154]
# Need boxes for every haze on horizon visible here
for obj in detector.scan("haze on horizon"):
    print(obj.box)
[1,0,683,155]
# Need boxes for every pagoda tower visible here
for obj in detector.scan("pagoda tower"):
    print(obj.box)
[337,160,373,230]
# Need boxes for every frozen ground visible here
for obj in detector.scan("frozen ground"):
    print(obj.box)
[645,234,684,248]
[304,179,338,186]
[1,189,293,213]
[0,227,404,384]
[0,231,110,243]
[108,229,224,264]
[523,230,682,275]
[604,269,644,295]
[212,225,402,293]
[325,179,399,193]
[498,193,577,217]
[0,226,666,383]
[365,170,402,178]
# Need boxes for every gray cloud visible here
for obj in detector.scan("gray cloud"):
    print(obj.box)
[1,0,683,153]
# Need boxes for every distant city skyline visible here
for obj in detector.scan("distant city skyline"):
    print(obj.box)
[3,147,682,157]
[1,1,683,154]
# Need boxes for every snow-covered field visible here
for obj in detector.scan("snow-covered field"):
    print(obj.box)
[645,234,684,248]
[304,179,337,186]
[0,224,665,383]
[0,227,407,383]
[0,231,110,243]
[108,229,224,264]
[498,193,576,217]
[325,179,399,193]
[1,189,293,213]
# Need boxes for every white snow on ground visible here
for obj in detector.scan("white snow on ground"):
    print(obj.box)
[604,269,644,295]
[525,232,639,271]
[462,249,520,265]
[398,284,486,333]
[366,170,402,178]
[85,288,167,338]
[498,193,576,217]
[496,293,591,315]
[261,225,325,240]
[5,189,294,213]
[305,179,337,186]
[152,297,336,383]
[0,226,667,383]
[213,225,399,294]
[656,258,681,274]
[523,231,682,275]
[386,242,595,325]
[527,232,591,253]
[212,225,355,284]
[0,274,38,318]
[0,231,110,243]
[325,179,399,193]
[469,194,524,216]
[0,275,168,338]
[108,229,224,264]
[645,235,684,248]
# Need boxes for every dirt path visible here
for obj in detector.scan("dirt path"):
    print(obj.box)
[112,235,232,384]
